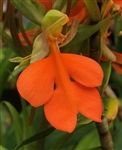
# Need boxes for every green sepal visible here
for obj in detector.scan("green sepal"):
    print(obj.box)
[9,55,30,70]
[9,57,25,63]
[30,33,50,63]
[42,9,69,31]
[14,59,30,70]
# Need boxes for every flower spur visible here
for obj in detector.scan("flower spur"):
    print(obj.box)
[17,10,104,132]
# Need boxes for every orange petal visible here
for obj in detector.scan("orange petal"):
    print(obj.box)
[72,82,102,122]
[68,6,88,26]
[44,88,77,133]
[68,0,87,25]
[61,54,103,87]
[38,0,52,10]
[112,63,122,74]
[112,51,122,64]
[17,57,54,107]
[70,0,85,17]
[113,0,122,7]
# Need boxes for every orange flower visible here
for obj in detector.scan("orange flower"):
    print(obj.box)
[113,0,122,7]
[17,9,103,132]
[38,0,52,11]
[17,44,104,133]
[68,0,88,25]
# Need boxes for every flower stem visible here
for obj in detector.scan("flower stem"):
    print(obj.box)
[96,116,114,150]
[88,9,114,148]
[90,31,101,62]
[84,0,101,22]
[62,0,72,35]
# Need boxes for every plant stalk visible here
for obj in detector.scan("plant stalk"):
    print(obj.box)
[89,15,114,150]
[96,116,114,150]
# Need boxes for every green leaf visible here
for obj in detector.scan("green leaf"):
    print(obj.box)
[50,133,71,150]
[20,99,36,150]
[84,0,101,22]
[0,101,23,144]
[0,27,22,55]
[0,47,16,98]
[100,61,111,94]
[75,129,101,150]
[44,122,100,150]
[11,0,46,26]
[110,72,122,97]
[0,50,5,60]
[113,122,122,150]
[87,147,102,150]
[13,126,55,150]
[114,16,122,50]
[65,12,120,48]
[52,0,67,10]
[0,145,7,150]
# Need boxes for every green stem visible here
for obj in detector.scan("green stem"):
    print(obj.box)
[37,108,49,150]
[96,116,114,150]
[28,106,36,125]
[62,0,72,35]
[88,5,114,148]
[89,31,101,62]
[84,0,101,22]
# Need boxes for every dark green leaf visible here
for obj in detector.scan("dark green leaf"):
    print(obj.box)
[66,12,120,48]
[13,126,55,150]
[75,129,100,150]
[11,0,46,26]
[0,47,16,98]
[113,122,122,150]
[0,27,22,55]
[0,101,23,144]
